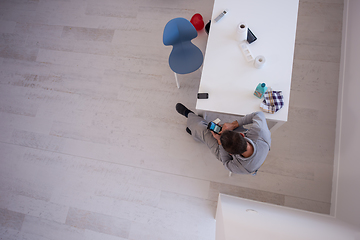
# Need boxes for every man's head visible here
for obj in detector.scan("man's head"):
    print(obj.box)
[220,131,247,155]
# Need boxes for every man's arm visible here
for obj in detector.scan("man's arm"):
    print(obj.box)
[218,145,251,174]
[211,131,234,163]
[236,112,260,126]
[241,111,271,147]
[221,121,239,132]
[218,145,233,165]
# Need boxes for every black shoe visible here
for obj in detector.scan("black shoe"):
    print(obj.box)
[176,103,193,118]
[186,127,192,135]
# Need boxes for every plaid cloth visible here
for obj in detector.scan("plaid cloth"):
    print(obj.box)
[260,89,284,114]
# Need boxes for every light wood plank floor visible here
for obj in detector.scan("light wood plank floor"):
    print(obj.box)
[0,0,343,239]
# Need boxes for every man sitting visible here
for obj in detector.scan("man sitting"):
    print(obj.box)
[176,103,271,174]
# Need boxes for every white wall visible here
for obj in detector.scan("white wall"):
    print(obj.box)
[216,194,360,240]
[332,0,360,229]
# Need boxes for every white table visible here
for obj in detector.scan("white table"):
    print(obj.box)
[196,0,299,131]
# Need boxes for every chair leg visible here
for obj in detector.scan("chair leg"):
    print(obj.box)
[174,72,180,88]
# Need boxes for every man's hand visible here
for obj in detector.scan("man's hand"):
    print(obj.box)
[211,131,222,145]
[211,121,239,145]
[221,121,239,132]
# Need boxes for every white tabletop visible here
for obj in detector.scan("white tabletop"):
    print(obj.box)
[196,0,299,123]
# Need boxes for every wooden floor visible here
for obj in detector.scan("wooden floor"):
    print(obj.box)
[0,0,343,239]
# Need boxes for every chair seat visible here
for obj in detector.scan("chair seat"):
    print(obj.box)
[169,42,203,74]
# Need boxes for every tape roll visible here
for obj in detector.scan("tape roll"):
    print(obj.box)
[236,22,248,42]
[254,55,265,69]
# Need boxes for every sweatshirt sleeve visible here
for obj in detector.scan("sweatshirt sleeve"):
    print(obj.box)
[236,111,264,127]
[219,145,232,163]
[239,111,271,147]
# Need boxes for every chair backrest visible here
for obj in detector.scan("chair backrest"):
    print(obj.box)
[163,18,198,46]
[163,17,203,76]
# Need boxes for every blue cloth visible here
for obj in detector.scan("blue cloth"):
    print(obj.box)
[163,18,203,74]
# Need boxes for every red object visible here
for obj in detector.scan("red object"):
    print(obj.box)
[190,13,204,31]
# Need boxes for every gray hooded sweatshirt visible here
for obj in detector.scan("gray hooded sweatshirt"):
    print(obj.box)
[218,111,271,174]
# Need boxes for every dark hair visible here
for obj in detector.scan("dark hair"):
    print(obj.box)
[220,131,247,154]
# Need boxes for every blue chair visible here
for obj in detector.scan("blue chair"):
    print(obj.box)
[163,18,203,88]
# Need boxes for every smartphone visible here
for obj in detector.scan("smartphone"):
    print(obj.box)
[247,28,257,44]
[197,93,209,99]
[207,122,222,134]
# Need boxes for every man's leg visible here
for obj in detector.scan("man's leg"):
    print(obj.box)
[187,113,220,160]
